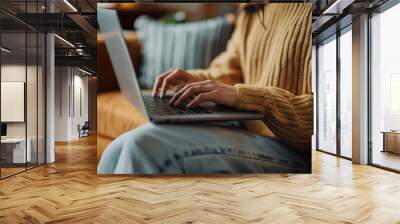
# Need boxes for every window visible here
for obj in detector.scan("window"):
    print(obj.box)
[339,28,352,158]
[312,46,317,150]
[370,2,400,171]
[390,75,400,130]
[317,36,337,154]
[316,26,353,159]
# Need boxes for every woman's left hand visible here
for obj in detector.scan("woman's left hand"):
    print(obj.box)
[169,80,238,108]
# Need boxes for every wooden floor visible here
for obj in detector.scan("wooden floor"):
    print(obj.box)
[0,136,400,223]
[372,150,400,171]
[1,167,26,178]
[1,163,45,178]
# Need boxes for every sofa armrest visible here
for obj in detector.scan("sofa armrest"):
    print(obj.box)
[97,31,142,93]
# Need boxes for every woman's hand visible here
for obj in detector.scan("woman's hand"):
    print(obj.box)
[152,68,195,98]
[169,80,238,108]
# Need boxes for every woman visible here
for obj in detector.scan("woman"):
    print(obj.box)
[98,3,313,174]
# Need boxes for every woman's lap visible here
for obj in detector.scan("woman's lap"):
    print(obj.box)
[98,122,309,174]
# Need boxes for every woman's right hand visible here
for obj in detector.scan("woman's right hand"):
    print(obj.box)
[152,68,195,98]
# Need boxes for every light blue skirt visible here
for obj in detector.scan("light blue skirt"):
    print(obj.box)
[98,122,310,174]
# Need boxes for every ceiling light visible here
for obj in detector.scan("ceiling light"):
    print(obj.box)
[323,0,355,15]
[54,34,75,48]
[78,67,93,76]
[63,0,78,12]
[1,47,11,53]
[76,48,85,55]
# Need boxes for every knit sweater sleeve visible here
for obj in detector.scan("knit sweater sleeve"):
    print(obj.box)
[235,84,313,150]
[187,15,243,85]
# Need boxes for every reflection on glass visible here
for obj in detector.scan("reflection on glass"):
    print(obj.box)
[318,37,337,154]
[340,29,352,158]
[371,3,400,171]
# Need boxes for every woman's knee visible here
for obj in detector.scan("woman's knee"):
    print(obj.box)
[124,123,165,148]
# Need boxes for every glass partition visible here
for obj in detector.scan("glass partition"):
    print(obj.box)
[0,31,28,177]
[0,0,46,179]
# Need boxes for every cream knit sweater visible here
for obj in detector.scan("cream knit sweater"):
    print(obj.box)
[189,3,313,151]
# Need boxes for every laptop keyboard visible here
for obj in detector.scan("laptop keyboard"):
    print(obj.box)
[143,95,210,116]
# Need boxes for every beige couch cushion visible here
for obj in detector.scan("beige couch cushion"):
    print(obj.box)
[97,91,147,140]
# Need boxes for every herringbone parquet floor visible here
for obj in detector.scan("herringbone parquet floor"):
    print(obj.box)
[0,135,400,224]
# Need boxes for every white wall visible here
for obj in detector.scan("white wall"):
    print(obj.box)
[54,67,89,141]
[74,73,89,134]
[54,66,69,141]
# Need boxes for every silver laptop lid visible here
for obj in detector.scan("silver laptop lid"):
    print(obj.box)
[97,8,149,119]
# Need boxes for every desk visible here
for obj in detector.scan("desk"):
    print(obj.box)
[382,131,400,154]
[1,138,32,164]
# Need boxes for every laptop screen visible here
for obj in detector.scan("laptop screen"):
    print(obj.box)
[97,8,149,119]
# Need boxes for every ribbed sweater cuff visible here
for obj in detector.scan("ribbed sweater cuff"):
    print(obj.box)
[234,84,272,113]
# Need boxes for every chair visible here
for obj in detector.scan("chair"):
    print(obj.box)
[79,121,90,138]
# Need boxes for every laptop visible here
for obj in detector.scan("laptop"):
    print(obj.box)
[98,8,264,123]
